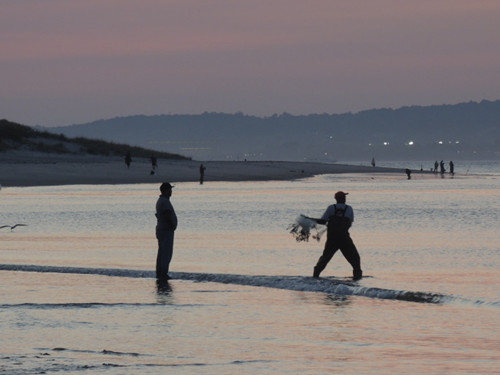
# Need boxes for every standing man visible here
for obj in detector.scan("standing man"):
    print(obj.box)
[199,163,206,184]
[151,155,158,170]
[124,151,132,168]
[155,182,177,281]
[440,160,446,175]
[311,191,362,280]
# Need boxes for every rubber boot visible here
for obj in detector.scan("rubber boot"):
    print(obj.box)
[353,269,363,280]
[313,267,321,278]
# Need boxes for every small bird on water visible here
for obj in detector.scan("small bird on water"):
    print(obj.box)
[0,224,27,231]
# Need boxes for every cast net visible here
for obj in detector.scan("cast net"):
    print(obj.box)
[288,214,326,242]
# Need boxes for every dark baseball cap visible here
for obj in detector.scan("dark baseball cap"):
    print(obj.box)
[334,191,348,200]
[160,182,174,191]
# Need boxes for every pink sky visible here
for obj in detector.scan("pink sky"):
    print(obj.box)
[1,0,499,126]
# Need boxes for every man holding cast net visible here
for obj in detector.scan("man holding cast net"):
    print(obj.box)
[289,191,363,280]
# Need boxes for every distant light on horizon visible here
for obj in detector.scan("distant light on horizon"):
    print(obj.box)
[408,141,414,146]
[436,140,461,145]
[383,142,390,146]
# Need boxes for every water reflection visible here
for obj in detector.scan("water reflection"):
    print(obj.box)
[324,294,351,307]
[155,279,174,304]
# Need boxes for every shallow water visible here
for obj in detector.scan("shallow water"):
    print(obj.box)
[1,164,499,374]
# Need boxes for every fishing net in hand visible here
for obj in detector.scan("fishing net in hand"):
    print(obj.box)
[288,214,327,242]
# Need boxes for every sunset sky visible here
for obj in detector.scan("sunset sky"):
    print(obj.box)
[1,0,499,126]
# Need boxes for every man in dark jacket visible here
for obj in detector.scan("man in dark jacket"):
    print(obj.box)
[155,182,177,281]
[312,191,362,280]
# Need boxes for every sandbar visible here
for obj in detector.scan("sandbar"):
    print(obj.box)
[0,152,411,187]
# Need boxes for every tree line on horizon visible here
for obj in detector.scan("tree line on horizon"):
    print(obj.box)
[45,100,499,161]
[0,119,190,160]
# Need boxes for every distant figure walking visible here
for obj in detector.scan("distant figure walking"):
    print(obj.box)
[151,155,158,170]
[199,163,206,184]
[449,160,455,176]
[405,168,412,179]
[440,160,446,175]
[308,191,362,280]
[155,182,177,281]
[434,161,438,173]
[150,155,158,175]
[125,151,132,169]
[371,157,376,167]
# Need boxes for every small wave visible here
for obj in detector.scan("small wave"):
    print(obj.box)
[173,271,445,304]
[0,264,155,278]
[2,349,272,374]
[0,302,160,309]
[0,263,489,305]
[38,347,142,357]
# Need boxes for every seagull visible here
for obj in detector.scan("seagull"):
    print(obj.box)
[0,224,28,231]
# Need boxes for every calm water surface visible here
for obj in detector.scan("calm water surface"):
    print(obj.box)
[1,164,499,374]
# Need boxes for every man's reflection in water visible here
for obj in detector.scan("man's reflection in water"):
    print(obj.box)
[156,279,174,304]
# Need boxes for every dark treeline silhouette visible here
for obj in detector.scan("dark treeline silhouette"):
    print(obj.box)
[43,100,500,161]
[0,119,190,160]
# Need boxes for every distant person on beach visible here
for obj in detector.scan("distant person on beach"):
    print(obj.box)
[199,163,206,184]
[405,168,412,179]
[449,160,455,175]
[125,151,132,168]
[151,155,158,170]
[371,157,376,167]
[155,182,177,281]
[150,155,158,175]
[308,191,362,280]
[440,160,446,174]
[434,161,438,173]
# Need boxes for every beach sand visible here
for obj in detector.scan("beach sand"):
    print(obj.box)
[0,152,408,187]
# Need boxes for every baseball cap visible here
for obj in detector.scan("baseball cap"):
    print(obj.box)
[334,191,348,200]
[160,182,175,191]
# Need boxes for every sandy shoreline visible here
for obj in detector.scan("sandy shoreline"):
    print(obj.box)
[0,152,411,187]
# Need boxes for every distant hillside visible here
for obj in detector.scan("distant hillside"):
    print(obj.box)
[0,119,190,160]
[46,100,499,161]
